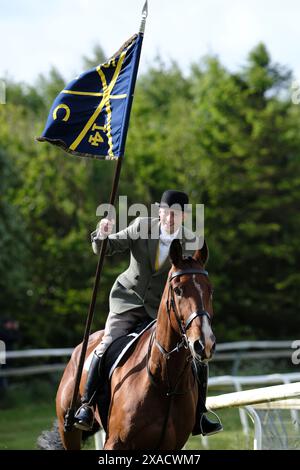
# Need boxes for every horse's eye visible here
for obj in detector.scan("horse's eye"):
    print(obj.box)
[174,287,183,297]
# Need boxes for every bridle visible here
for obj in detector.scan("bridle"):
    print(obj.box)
[154,267,212,359]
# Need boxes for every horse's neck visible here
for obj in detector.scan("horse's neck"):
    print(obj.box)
[149,289,192,387]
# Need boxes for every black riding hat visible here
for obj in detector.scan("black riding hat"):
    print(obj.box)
[156,190,190,212]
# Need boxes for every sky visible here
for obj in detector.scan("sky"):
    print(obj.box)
[1,0,300,84]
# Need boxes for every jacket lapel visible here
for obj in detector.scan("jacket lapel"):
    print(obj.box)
[147,218,160,272]
[153,255,171,276]
[147,220,191,274]
[151,221,188,276]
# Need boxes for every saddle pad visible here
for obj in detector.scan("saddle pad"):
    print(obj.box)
[105,318,155,379]
[96,318,156,432]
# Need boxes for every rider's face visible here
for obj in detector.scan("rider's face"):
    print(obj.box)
[159,208,185,234]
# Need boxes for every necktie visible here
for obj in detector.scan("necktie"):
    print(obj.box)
[155,242,160,271]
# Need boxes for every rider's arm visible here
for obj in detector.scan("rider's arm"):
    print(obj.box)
[91,217,140,255]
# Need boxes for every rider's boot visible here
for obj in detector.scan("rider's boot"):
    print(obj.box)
[74,352,103,431]
[192,362,223,436]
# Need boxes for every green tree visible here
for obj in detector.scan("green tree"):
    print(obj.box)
[186,44,300,339]
[0,147,30,316]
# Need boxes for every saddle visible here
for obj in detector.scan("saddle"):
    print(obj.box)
[95,318,155,432]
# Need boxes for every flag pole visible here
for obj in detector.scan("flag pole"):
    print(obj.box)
[64,0,148,432]
[64,157,123,431]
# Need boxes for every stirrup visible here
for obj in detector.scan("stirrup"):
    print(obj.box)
[199,411,223,436]
[74,404,95,431]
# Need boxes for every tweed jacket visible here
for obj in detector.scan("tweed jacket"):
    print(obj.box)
[91,217,200,319]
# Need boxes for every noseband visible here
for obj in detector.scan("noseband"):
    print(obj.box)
[154,267,211,360]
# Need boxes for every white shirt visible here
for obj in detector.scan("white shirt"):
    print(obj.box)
[157,225,180,268]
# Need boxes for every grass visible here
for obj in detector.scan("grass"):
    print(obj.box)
[0,382,253,450]
[186,408,253,450]
[0,401,55,450]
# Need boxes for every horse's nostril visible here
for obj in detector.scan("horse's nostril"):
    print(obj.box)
[194,340,204,356]
[212,342,216,353]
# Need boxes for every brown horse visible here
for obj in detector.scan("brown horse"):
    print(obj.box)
[38,239,216,450]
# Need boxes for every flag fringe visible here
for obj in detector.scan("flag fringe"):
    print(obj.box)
[109,34,138,62]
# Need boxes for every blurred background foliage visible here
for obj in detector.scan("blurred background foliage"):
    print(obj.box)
[1,42,300,348]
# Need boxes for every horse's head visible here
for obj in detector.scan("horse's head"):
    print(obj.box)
[168,239,216,362]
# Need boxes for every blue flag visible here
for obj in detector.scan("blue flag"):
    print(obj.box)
[37,34,143,159]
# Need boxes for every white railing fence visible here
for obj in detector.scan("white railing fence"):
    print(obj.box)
[0,340,297,377]
[207,382,300,450]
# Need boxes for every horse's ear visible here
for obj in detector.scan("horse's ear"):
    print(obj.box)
[193,240,209,266]
[169,239,183,266]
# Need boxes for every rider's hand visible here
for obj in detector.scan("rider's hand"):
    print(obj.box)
[97,218,115,238]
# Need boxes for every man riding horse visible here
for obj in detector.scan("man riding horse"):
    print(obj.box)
[74,190,222,437]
